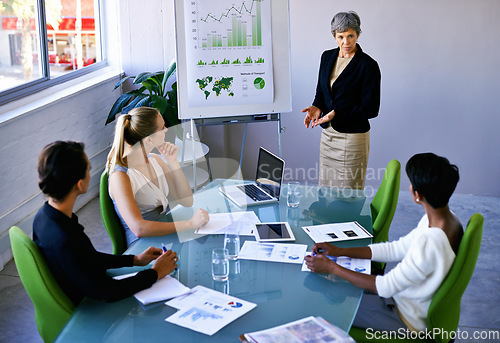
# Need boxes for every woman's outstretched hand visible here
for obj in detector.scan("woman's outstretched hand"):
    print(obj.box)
[302,106,321,128]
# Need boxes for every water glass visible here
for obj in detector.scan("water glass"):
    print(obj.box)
[212,248,229,281]
[287,181,300,208]
[224,230,240,260]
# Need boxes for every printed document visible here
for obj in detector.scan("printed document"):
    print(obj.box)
[238,241,308,264]
[113,273,191,305]
[165,285,256,336]
[243,316,354,342]
[302,221,372,243]
[301,252,371,275]
[196,211,261,236]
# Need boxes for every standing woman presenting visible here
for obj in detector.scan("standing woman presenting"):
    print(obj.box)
[302,11,381,189]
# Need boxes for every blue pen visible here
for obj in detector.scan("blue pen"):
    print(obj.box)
[162,243,179,271]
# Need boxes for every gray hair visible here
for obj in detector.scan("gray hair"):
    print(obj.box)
[331,11,361,37]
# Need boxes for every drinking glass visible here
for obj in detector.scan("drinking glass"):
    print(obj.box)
[287,181,300,207]
[224,228,240,260]
[212,248,229,281]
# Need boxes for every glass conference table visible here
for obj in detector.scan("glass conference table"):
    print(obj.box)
[56,179,373,342]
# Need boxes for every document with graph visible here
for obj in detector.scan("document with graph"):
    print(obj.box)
[238,241,308,264]
[165,285,256,336]
[302,221,372,243]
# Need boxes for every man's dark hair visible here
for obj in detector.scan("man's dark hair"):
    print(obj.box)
[38,141,87,201]
[406,153,459,209]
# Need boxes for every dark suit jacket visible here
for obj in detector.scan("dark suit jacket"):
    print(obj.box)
[312,44,381,133]
[33,202,157,306]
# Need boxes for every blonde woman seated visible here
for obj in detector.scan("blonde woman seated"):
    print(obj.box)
[107,107,209,246]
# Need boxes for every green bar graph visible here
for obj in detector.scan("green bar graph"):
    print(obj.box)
[232,17,237,46]
[198,0,264,48]
[252,16,257,46]
[242,22,247,46]
[257,0,261,46]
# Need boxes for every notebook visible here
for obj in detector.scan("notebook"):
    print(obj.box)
[219,147,285,207]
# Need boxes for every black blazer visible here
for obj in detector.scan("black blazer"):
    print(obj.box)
[312,44,381,133]
[33,202,157,306]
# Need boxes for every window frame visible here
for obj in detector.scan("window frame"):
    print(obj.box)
[0,0,107,106]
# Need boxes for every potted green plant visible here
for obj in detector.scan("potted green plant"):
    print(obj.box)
[106,60,180,133]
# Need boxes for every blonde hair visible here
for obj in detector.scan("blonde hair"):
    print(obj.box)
[106,107,161,172]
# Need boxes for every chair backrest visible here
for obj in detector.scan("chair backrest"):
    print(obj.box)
[9,226,75,343]
[370,159,401,244]
[427,213,484,343]
[100,170,127,255]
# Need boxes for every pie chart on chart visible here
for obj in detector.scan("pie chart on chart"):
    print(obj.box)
[254,77,266,90]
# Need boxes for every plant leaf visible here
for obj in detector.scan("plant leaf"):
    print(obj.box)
[162,61,177,95]
[134,72,162,84]
[135,97,151,108]
[122,95,149,114]
[113,75,136,90]
[106,92,135,125]
[151,95,168,115]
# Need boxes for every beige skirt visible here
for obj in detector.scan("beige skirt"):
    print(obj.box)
[319,125,370,189]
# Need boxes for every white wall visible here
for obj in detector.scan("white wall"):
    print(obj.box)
[202,0,500,197]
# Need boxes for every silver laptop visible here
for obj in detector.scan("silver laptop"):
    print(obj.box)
[219,147,285,207]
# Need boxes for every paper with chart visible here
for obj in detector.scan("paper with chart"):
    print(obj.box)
[301,252,371,275]
[243,316,355,343]
[238,241,308,264]
[302,221,372,243]
[196,211,261,236]
[113,273,191,305]
[183,0,274,107]
[165,285,256,336]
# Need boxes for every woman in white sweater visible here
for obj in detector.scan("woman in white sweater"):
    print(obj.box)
[305,153,462,332]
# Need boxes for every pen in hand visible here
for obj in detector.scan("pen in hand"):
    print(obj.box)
[162,243,178,271]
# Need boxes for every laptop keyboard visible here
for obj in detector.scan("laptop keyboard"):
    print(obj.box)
[237,184,273,201]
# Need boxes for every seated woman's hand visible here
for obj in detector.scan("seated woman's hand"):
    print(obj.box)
[311,242,340,256]
[189,208,209,230]
[134,247,162,266]
[305,254,336,274]
[157,142,178,164]
[151,250,178,279]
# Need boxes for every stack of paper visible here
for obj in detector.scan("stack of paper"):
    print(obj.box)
[196,211,261,236]
[165,285,257,336]
[113,272,191,305]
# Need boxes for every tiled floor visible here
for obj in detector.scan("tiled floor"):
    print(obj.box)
[0,192,499,342]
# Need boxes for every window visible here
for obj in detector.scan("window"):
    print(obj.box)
[0,0,103,105]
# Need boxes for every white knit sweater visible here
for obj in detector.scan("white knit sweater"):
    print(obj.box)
[369,215,456,331]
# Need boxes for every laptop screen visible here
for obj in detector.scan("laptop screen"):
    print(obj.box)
[255,148,284,197]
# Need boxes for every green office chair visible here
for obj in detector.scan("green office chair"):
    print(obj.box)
[100,170,127,255]
[9,226,75,343]
[370,159,401,273]
[349,213,484,343]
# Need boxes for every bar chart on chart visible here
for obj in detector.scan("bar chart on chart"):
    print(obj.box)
[183,0,274,107]
[197,0,264,49]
